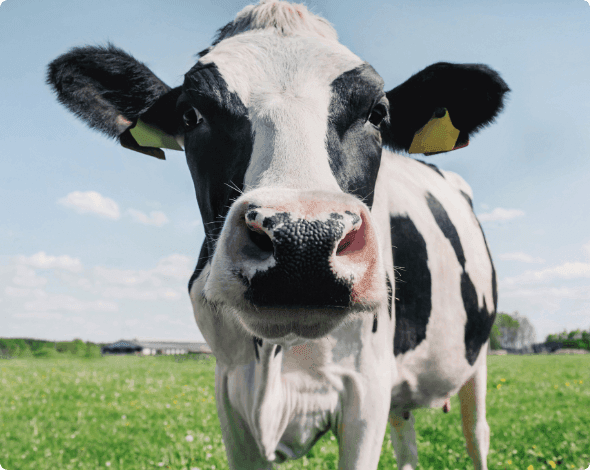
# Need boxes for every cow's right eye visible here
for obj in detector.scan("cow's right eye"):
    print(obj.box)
[183,107,203,131]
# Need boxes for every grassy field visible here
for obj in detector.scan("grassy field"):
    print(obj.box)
[0,354,588,470]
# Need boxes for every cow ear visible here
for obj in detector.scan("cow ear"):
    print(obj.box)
[382,62,509,155]
[47,44,183,160]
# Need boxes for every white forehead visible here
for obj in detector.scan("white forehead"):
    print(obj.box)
[199,30,363,109]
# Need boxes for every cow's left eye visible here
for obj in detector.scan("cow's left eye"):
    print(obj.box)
[183,107,203,131]
[368,104,387,127]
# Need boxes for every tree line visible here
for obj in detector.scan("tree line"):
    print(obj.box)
[489,312,590,351]
[0,338,104,358]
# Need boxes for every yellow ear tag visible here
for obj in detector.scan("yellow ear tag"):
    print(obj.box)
[129,118,182,151]
[408,109,460,154]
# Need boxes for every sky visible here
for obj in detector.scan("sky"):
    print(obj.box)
[1,0,589,344]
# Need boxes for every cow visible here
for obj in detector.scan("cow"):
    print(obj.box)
[47,1,509,469]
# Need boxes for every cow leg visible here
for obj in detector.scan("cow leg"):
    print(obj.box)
[335,373,390,470]
[458,353,490,470]
[388,410,418,470]
[215,369,274,470]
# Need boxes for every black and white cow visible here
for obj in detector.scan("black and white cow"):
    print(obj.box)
[47,1,508,469]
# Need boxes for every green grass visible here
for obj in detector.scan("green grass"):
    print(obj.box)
[0,355,588,470]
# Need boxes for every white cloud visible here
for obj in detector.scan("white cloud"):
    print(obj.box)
[16,251,83,272]
[503,261,590,286]
[94,266,154,286]
[127,209,169,227]
[478,207,525,222]
[58,191,120,220]
[101,286,182,301]
[13,312,64,320]
[24,294,118,312]
[93,254,193,287]
[500,285,590,301]
[152,254,194,280]
[5,286,46,298]
[13,265,47,288]
[498,252,545,264]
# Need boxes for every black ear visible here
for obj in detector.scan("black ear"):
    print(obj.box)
[47,44,182,159]
[382,62,510,154]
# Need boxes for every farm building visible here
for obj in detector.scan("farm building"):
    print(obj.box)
[101,338,212,356]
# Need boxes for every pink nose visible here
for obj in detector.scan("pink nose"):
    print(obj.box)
[242,207,365,308]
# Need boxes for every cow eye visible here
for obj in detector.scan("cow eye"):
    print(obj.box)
[368,104,387,127]
[183,107,203,131]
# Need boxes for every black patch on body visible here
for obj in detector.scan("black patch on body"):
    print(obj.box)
[326,64,386,209]
[416,159,445,179]
[426,193,466,268]
[385,273,393,320]
[182,63,253,290]
[460,190,473,208]
[253,337,263,361]
[382,62,509,153]
[245,216,352,307]
[426,192,495,365]
[390,216,432,356]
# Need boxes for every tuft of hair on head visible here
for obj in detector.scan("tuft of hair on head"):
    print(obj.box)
[212,0,338,45]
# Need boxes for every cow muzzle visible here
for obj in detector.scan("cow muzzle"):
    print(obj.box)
[203,189,383,338]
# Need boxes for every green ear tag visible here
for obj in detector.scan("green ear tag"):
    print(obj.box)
[408,109,460,154]
[129,119,182,151]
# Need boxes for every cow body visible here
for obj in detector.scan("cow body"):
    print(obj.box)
[47,2,508,469]
[192,151,494,468]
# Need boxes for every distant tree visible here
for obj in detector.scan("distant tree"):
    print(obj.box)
[71,339,87,356]
[33,347,59,358]
[494,312,520,349]
[84,343,102,358]
[489,324,503,350]
[512,312,536,349]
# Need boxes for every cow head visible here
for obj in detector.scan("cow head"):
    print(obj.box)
[47,0,508,343]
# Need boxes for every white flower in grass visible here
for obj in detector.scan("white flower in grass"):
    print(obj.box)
[121,415,126,420]
[70,434,76,439]
[204,436,210,442]
[166,404,171,408]
[105,463,111,467]
[206,453,212,459]
[190,468,201,470]
[158,463,164,467]
[185,435,194,442]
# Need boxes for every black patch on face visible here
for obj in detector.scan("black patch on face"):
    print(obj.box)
[274,345,281,357]
[390,216,432,356]
[372,314,378,333]
[426,192,496,365]
[415,159,445,179]
[426,192,466,269]
[245,216,352,307]
[182,62,253,288]
[327,64,386,209]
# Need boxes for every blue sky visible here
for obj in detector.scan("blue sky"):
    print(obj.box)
[1,0,589,344]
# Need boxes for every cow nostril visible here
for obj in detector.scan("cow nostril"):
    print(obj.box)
[336,224,365,256]
[336,230,356,255]
[248,227,274,253]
